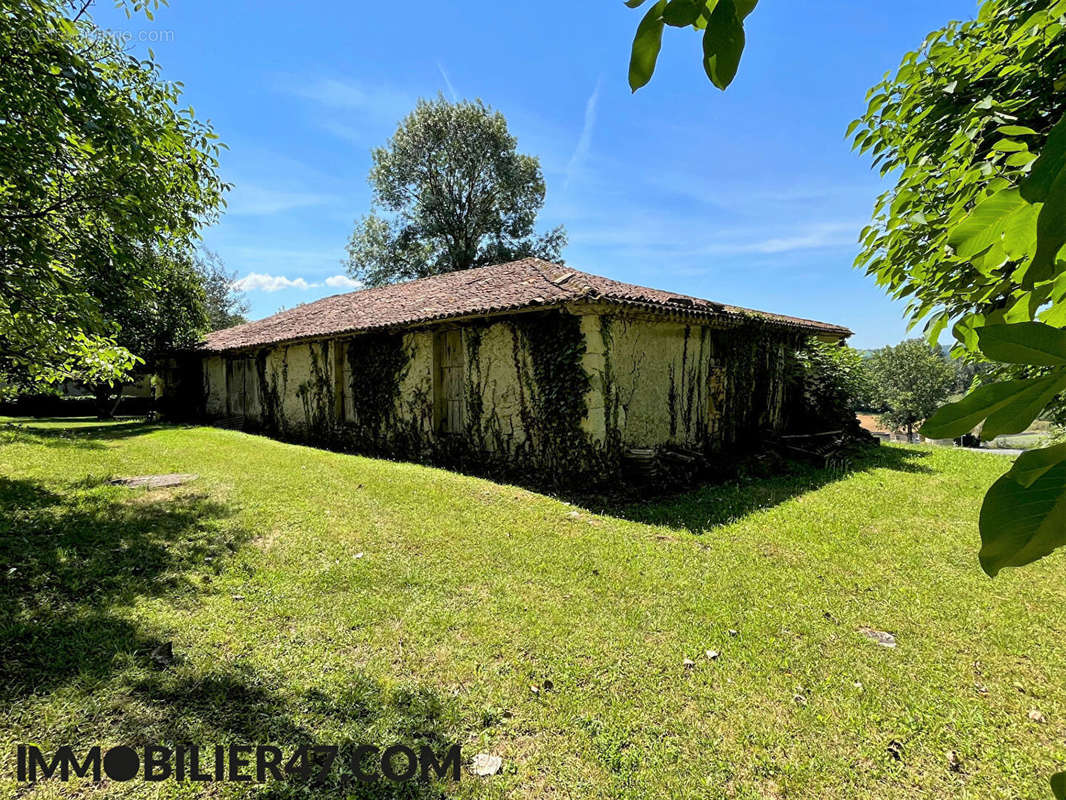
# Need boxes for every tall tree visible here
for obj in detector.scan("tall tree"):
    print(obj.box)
[195,249,249,332]
[346,96,566,287]
[84,245,210,418]
[0,0,227,386]
[868,340,955,442]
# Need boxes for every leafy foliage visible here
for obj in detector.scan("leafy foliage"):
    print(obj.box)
[0,0,227,385]
[78,244,221,417]
[625,0,758,91]
[868,340,955,439]
[922,323,1066,574]
[851,0,1066,593]
[850,0,1066,343]
[88,246,209,369]
[196,250,248,332]
[792,340,875,425]
[346,97,566,287]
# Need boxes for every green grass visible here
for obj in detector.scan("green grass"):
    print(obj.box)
[2,417,1066,799]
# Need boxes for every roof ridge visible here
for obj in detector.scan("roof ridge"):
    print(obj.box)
[199,258,851,352]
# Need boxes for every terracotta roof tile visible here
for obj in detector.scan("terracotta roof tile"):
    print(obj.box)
[200,258,851,352]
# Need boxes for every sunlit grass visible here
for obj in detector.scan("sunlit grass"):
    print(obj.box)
[1,417,1063,799]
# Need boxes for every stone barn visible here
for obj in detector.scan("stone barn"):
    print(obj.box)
[165,258,851,483]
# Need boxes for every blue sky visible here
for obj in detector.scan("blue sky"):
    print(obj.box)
[91,0,979,349]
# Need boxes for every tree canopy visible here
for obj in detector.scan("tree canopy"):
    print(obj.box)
[850,0,1066,345]
[196,249,249,332]
[0,0,228,386]
[346,97,566,287]
[868,340,955,440]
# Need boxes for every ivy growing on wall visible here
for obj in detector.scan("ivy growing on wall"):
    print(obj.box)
[511,311,596,478]
[297,341,334,440]
[599,314,624,454]
[255,348,284,433]
[463,323,486,447]
[200,309,830,488]
[709,324,802,446]
[346,331,410,447]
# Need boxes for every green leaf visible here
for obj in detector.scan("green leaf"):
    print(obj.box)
[919,374,1065,439]
[953,314,985,351]
[923,310,949,345]
[947,188,1038,262]
[1006,151,1039,168]
[1051,772,1066,800]
[629,0,668,91]
[1024,114,1066,201]
[1018,114,1066,282]
[997,125,1037,136]
[977,322,1066,365]
[993,139,1027,152]
[702,0,745,90]
[624,0,650,7]
[979,461,1066,576]
[662,0,703,26]
[1007,442,1066,488]
[734,0,758,18]
[981,372,1066,439]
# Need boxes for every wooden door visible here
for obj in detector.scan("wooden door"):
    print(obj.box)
[435,330,464,434]
[226,358,245,416]
[226,358,255,417]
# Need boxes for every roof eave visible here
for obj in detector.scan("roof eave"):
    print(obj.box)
[193,297,850,356]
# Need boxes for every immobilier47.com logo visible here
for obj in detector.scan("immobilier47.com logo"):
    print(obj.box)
[16,743,462,785]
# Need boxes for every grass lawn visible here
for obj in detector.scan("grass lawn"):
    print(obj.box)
[2,418,1066,799]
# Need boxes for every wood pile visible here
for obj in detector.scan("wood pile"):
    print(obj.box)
[774,429,877,470]
[622,448,659,483]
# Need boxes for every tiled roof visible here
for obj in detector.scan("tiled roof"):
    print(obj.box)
[200,258,852,352]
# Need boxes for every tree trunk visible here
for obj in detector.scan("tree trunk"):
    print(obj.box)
[93,385,123,420]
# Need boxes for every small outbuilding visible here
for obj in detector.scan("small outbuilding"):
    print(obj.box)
[162,258,851,483]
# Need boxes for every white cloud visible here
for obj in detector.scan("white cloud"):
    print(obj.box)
[231,272,364,293]
[565,79,601,190]
[226,183,336,216]
[438,62,458,102]
[279,75,412,119]
[233,273,319,292]
[701,222,862,255]
[567,216,862,258]
[324,275,362,290]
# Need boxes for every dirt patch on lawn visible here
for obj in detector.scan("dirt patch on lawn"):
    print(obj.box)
[856,414,887,435]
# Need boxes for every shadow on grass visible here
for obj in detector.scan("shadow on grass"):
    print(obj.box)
[0,470,463,797]
[0,417,168,450]
[604,445,932,535]
[112,665,463,798]
[0,476,245,698]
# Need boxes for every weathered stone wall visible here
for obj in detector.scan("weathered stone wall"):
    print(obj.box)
[588,313,800,453]
[194,308,807,482]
